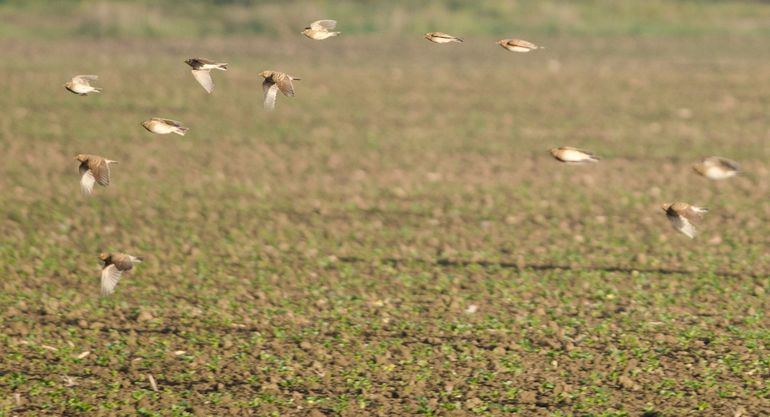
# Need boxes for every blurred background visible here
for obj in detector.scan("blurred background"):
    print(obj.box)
[2,0,770,39]
[2,1,770,415]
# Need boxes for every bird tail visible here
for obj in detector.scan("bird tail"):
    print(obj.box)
[106,160,118,164]
[130,255,143,263]
[332,32,341,37]
[174,127,189,136]
[291,77,301,81]
[216,63,228,71]
[588,155,600,162]
[692,206,708,214]
[455,37,464,43]
[93,88,103,93]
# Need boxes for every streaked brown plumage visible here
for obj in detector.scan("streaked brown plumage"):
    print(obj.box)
[424,32,463,44]
[550,147,599,163]
[302,20,340,40]
[64,75,102,95]
[692,156,740,180]
[142,118,189,136]
[497,38,542,53]
[99,252,143,296]
[185,58,228,94]
[661,202,708,239]
[259,70,300,111]
[75,154,117,196]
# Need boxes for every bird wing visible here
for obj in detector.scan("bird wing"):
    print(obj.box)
[111,253,136,270]
[263,82,279,110]
[80,170,96,195]
[716,157,740,171]
[508,39,537,48]
[275,76,295,97]
[73,75,98,85]
[100,264,123,296]
[669,214,696,239]
[155,118,183,128]
[191,69,214,93]
[91,159,111,186]
[432,32,456,39]
[310,20,337,30]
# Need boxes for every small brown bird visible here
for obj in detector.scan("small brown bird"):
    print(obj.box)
[424,32,463,44]
[185,58,228,94]
[142,118,189,136]
[692,156,740,180]
[64,75,102,95]
[75,154,117,196]
[259,70,300,111]
[302,20,340,40]
[661,202,708,239]
[99,252,143,296]
[497,39,543,53]
[550,147,599,164]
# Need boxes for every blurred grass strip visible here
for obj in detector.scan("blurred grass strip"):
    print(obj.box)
[1,0,770,40]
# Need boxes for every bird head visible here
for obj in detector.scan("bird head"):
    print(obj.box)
[258,70,271,79]
[141,120,151,130]
[64,81,73,89]
[549,148,559,157]
[98,252,110,262]
[184,58,194,66]
[691,163,705,176]
[74,154,88,162]
[301,27,311,35]
[660,203,671,212]
[496,40,505,45]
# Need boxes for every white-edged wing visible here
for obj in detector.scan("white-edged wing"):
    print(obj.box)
[669,215,696,239]
[263,82,279,110]
[80,170,96,196]
[100,264,123,296]
[73,75,98,85]
[310,20,337,30]
[191,69,214,93]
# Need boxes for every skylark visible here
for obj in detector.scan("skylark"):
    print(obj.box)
[550,147,599,164]
[497,39,543,53]
[302,20,340,40]
[99,252,143,296]
[692,156,740,180]
[259,70,300,111]
[142,118,189,136]
[64,75,102,95]
[424,32,463,44]
[185,58,228,94]
[75,154,117,196]
[661,202,708,239]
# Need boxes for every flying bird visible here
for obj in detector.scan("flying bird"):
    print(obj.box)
[497,39,543,53]
[302,20,340,40]
[75,154,117,196]
[550,147,599,164]
[424,32,463,44]
[142,118,189,136]
[661,202,708,239]
[99,252,143,296]
[64,75,102,95]
[184,58,228,94]
[259,70,300,111]
[692,156,740,180]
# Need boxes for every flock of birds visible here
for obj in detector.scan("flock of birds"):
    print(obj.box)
[63,20,742,296]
